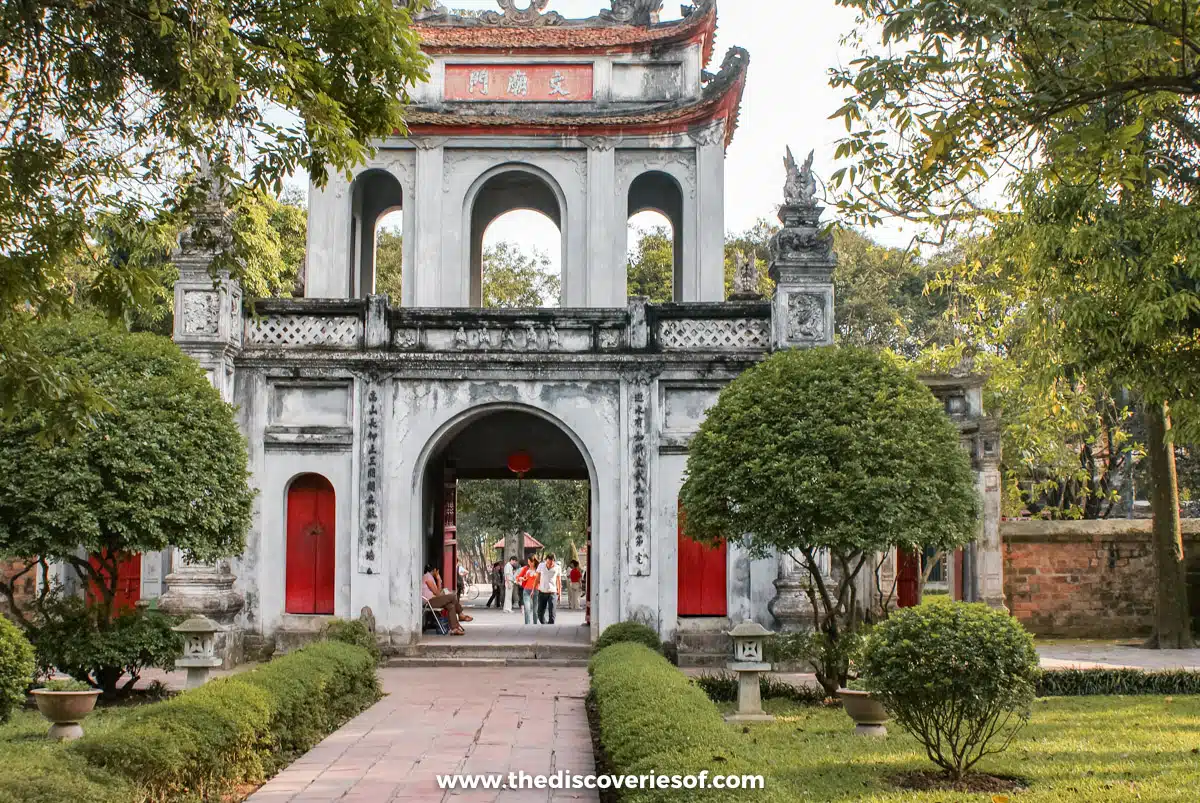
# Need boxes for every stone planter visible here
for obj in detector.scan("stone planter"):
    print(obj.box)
[837,688,888,737]
[31,689,102,741]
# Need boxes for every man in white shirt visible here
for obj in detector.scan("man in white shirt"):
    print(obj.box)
[503,556,518,613]
[536,554,562,625]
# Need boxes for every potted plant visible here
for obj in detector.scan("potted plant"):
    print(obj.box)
[837,678,888,736]
[31,678,101,741]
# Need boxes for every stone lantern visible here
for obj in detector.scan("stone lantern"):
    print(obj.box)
[724,620,775,723]
[173,615,223,689]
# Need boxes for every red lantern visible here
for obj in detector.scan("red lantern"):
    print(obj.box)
[507,451,533,477]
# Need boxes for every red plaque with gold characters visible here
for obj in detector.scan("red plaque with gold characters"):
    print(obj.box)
[444,64,594,102]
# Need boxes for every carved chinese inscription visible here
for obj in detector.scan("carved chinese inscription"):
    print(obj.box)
[359,385,383,575]
[630,376,651,576]
[445,64,593,102]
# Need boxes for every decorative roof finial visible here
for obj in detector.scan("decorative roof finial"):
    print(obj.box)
[482,0,564,26]
[783,147,818,208]
[601,0,664,25]
[730,250,762,301]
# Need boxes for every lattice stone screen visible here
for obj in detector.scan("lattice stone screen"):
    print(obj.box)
[246,315,363,348]
[658,318,770,351]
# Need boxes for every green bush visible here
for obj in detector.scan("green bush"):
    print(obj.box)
[692,671,827,706]
[32,596,182,698]
[862,602,1039,780]
[1038,668,1200,697]
[592,621,662,656]
[0,755,130,803]
[0,616,35,723]
[71,640,380,799]
[322,618,381,663]
[39,678,92,692]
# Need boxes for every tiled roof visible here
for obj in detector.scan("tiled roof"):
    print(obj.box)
[415,1,718,65]
[404,46,749,149]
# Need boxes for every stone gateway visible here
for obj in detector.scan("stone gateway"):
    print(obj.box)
[160,1,1004,662]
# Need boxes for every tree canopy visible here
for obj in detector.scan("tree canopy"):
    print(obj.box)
[0,318,255,619]
[0,0,429,426]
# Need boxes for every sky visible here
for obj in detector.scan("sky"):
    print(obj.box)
[374,0,890,270]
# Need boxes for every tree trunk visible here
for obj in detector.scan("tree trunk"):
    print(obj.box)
[1144,401,1194,649]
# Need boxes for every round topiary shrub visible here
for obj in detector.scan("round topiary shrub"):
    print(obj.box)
[0,615,36,723]
[862,602,1040,780]
[593,622,662,656]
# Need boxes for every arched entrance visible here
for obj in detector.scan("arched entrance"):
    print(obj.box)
[415,406,595,647]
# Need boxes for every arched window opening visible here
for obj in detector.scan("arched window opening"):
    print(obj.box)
[627,210,675,304]
[627,171,684,302]
[470,169,565,308]
[286,474,336,616]
[374,209,404,301]
[350,170,404,300]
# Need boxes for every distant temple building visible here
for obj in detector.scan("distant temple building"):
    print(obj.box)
[155,0,1003,663]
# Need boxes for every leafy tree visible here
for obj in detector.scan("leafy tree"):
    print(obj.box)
[457,479,588,573]
[0,0,430,428]
[680,347,978,694]
[0,318,255,623]
[376,228,405,301]
[481,242,560,308]
[832,0,1198,646]
[627,226,675,302]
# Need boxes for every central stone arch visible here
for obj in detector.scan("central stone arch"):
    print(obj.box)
[407,401,603,641]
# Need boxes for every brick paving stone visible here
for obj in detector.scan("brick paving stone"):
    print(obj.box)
[247,667,598,803]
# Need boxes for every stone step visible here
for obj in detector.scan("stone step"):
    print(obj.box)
[387,656,590,668]
[675,617,732,634]
[676,631,732,653]
[407,641,592,661]
[677,653,729,670]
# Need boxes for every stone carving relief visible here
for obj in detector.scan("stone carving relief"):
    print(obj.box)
[659,318,769,351]
[406,322,582,353]
[182,291,220,335]
[730,251,762,300]
[787,294,826,342]
[783,147,819,208]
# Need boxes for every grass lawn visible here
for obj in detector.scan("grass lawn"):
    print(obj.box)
[716,695,1200,802]
[0,706,135,801]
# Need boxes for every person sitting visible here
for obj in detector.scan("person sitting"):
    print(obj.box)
[422,565,472,635]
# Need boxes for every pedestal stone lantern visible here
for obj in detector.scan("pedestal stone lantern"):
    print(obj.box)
[173,615,223,689]
[724,620,775,723]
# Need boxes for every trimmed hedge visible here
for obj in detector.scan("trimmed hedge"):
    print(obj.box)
[0,615,35,723]
[1038,668,1200,697]
[592,621,662,655]
[70,640,379,800]
[590,644,776,802]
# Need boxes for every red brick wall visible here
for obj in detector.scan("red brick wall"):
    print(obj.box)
[0,559,37,616]
[1003,520,1200,637]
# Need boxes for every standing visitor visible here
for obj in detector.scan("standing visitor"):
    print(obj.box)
[517,556,539,625]
[456,561,468,597]
[503,556,518,612]
[537,554,562,625]
[567,560,583,610]
[485,562,503,608]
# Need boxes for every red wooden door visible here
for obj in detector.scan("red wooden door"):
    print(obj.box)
[88,551,141,614]
[286,475,336,615]
[677,503,727,616]
[442,468,458,593]
[897,548,921,608]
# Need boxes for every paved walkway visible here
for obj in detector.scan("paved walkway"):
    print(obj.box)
[428,606,590,647]
[1037,643,1200,671]
[249,667,598,803]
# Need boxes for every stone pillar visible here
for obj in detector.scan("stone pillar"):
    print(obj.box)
[768,148,836,350]
[692,123,727,303]
[766,148,838,624]
[584,138,619,307]
[413,138,447,307]
[162,175,246,667]
[919,371,1006,610]
[305,173,352,299]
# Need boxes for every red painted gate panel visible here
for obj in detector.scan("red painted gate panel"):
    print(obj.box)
[87,551,141,614]
[897,548,921,608]
[286,475,336,615]
[677,503,727,617]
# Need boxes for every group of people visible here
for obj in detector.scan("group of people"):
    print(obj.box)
[484,555,585,625]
